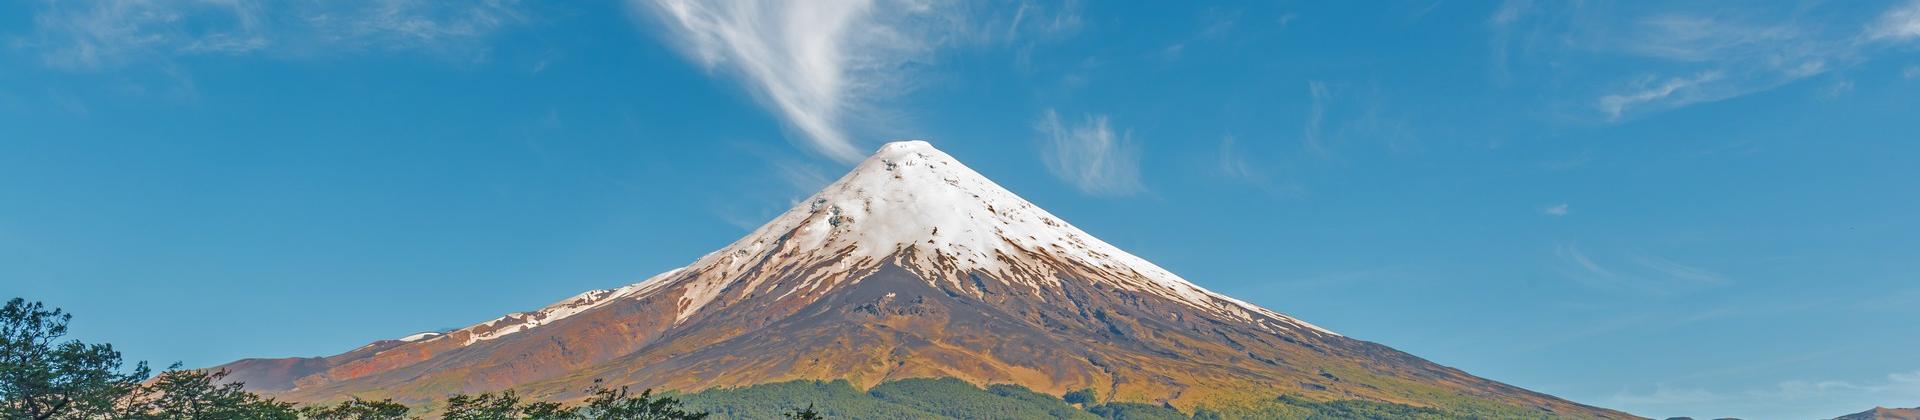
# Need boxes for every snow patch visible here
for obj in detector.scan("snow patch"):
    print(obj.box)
[446,267,689,346]
[396,332,441,342]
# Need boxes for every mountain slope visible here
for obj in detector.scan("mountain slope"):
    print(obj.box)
[1838,406,1920,420]
[215,141,1631,418]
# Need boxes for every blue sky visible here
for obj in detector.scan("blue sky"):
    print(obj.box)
[2,1,1918,418]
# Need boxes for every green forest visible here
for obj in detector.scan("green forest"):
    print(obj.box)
[3,297,1551,419]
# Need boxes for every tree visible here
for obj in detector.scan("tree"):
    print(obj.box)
[301,397,413,420]
[127,369,298,419]
[782,403,824,420]
[1191,407,1225,420]
[444,390,573,420]
[0,298,152,420]
[1062,388,1097,406]
[576,380,707,420]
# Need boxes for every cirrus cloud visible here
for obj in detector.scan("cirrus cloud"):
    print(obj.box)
[14,0,525,70]
[1036,109,1144,197]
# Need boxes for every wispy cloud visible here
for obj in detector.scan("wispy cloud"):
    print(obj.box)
[1037,109,1144,197]
[1157,8,1240,62]
[1000,1,1081,42]
[17,0,522,71]
[1631,255,1730,286]
[1294,80,1417,158]
[1596,71,1724,121]
[1484,0,1533,86]
[1610,384,1726,406]
[1303,81,1331,157]
[1213,134,1306,195]
[304,0,523,55]
[637,0,972,162]
[21,0,262,70]
[1495,2,1920,121]
[1587,12,1842,119]
[1539,152,1591,171]
[1610,369,1920,416]
[1870,0,1920,41]
[1554,244,1731,295]
[1543,203,1569,216]
[1218,134,1258,181]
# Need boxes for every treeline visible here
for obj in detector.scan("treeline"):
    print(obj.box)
[3,297,1544,419]
[1,298,748,420]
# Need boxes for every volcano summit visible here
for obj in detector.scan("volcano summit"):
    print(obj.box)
[216,141,1629,418]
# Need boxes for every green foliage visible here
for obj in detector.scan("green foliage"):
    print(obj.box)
[1084,402,1187,420]
[576,380,707,420]
[127,369,299,420]
[681,378,1111,419]
[685,379,1154,419]
[437,382,709,420]
[0,298,152,420]
[681,380,933,419]
[867,378,1095,419]
[985,384,1098,419]
[301,397,413,420]
[1190,407,1224,420]
[443,390,572,420]
[1062,388,1098,406]
[781,403,823,420]
[1272,394,1446,419]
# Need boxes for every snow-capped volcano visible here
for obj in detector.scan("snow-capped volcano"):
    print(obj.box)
[214,141,1629,418]
[643,140,1328,334]
[409,140,1328,349]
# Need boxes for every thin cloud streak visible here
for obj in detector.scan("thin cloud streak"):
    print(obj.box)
[1597,71,1724,121]
[1544,203,1569,216]
[1610,369,1920,416]
[1495,2,1920,121]
[1633,255,1731,286]
[1218,134,1258,181]
[19,0,523,70]
[1037,109,1144,197]
[1303,81,1330,157]
[1554,243,1732,295]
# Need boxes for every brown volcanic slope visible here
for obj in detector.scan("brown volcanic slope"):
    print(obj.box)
[216,141,1632,418]
[1838,406,1920,420]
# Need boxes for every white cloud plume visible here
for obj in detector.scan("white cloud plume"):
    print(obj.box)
[18,0,522,70]
[1037,109,1144,197]
[637,0,962,162]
